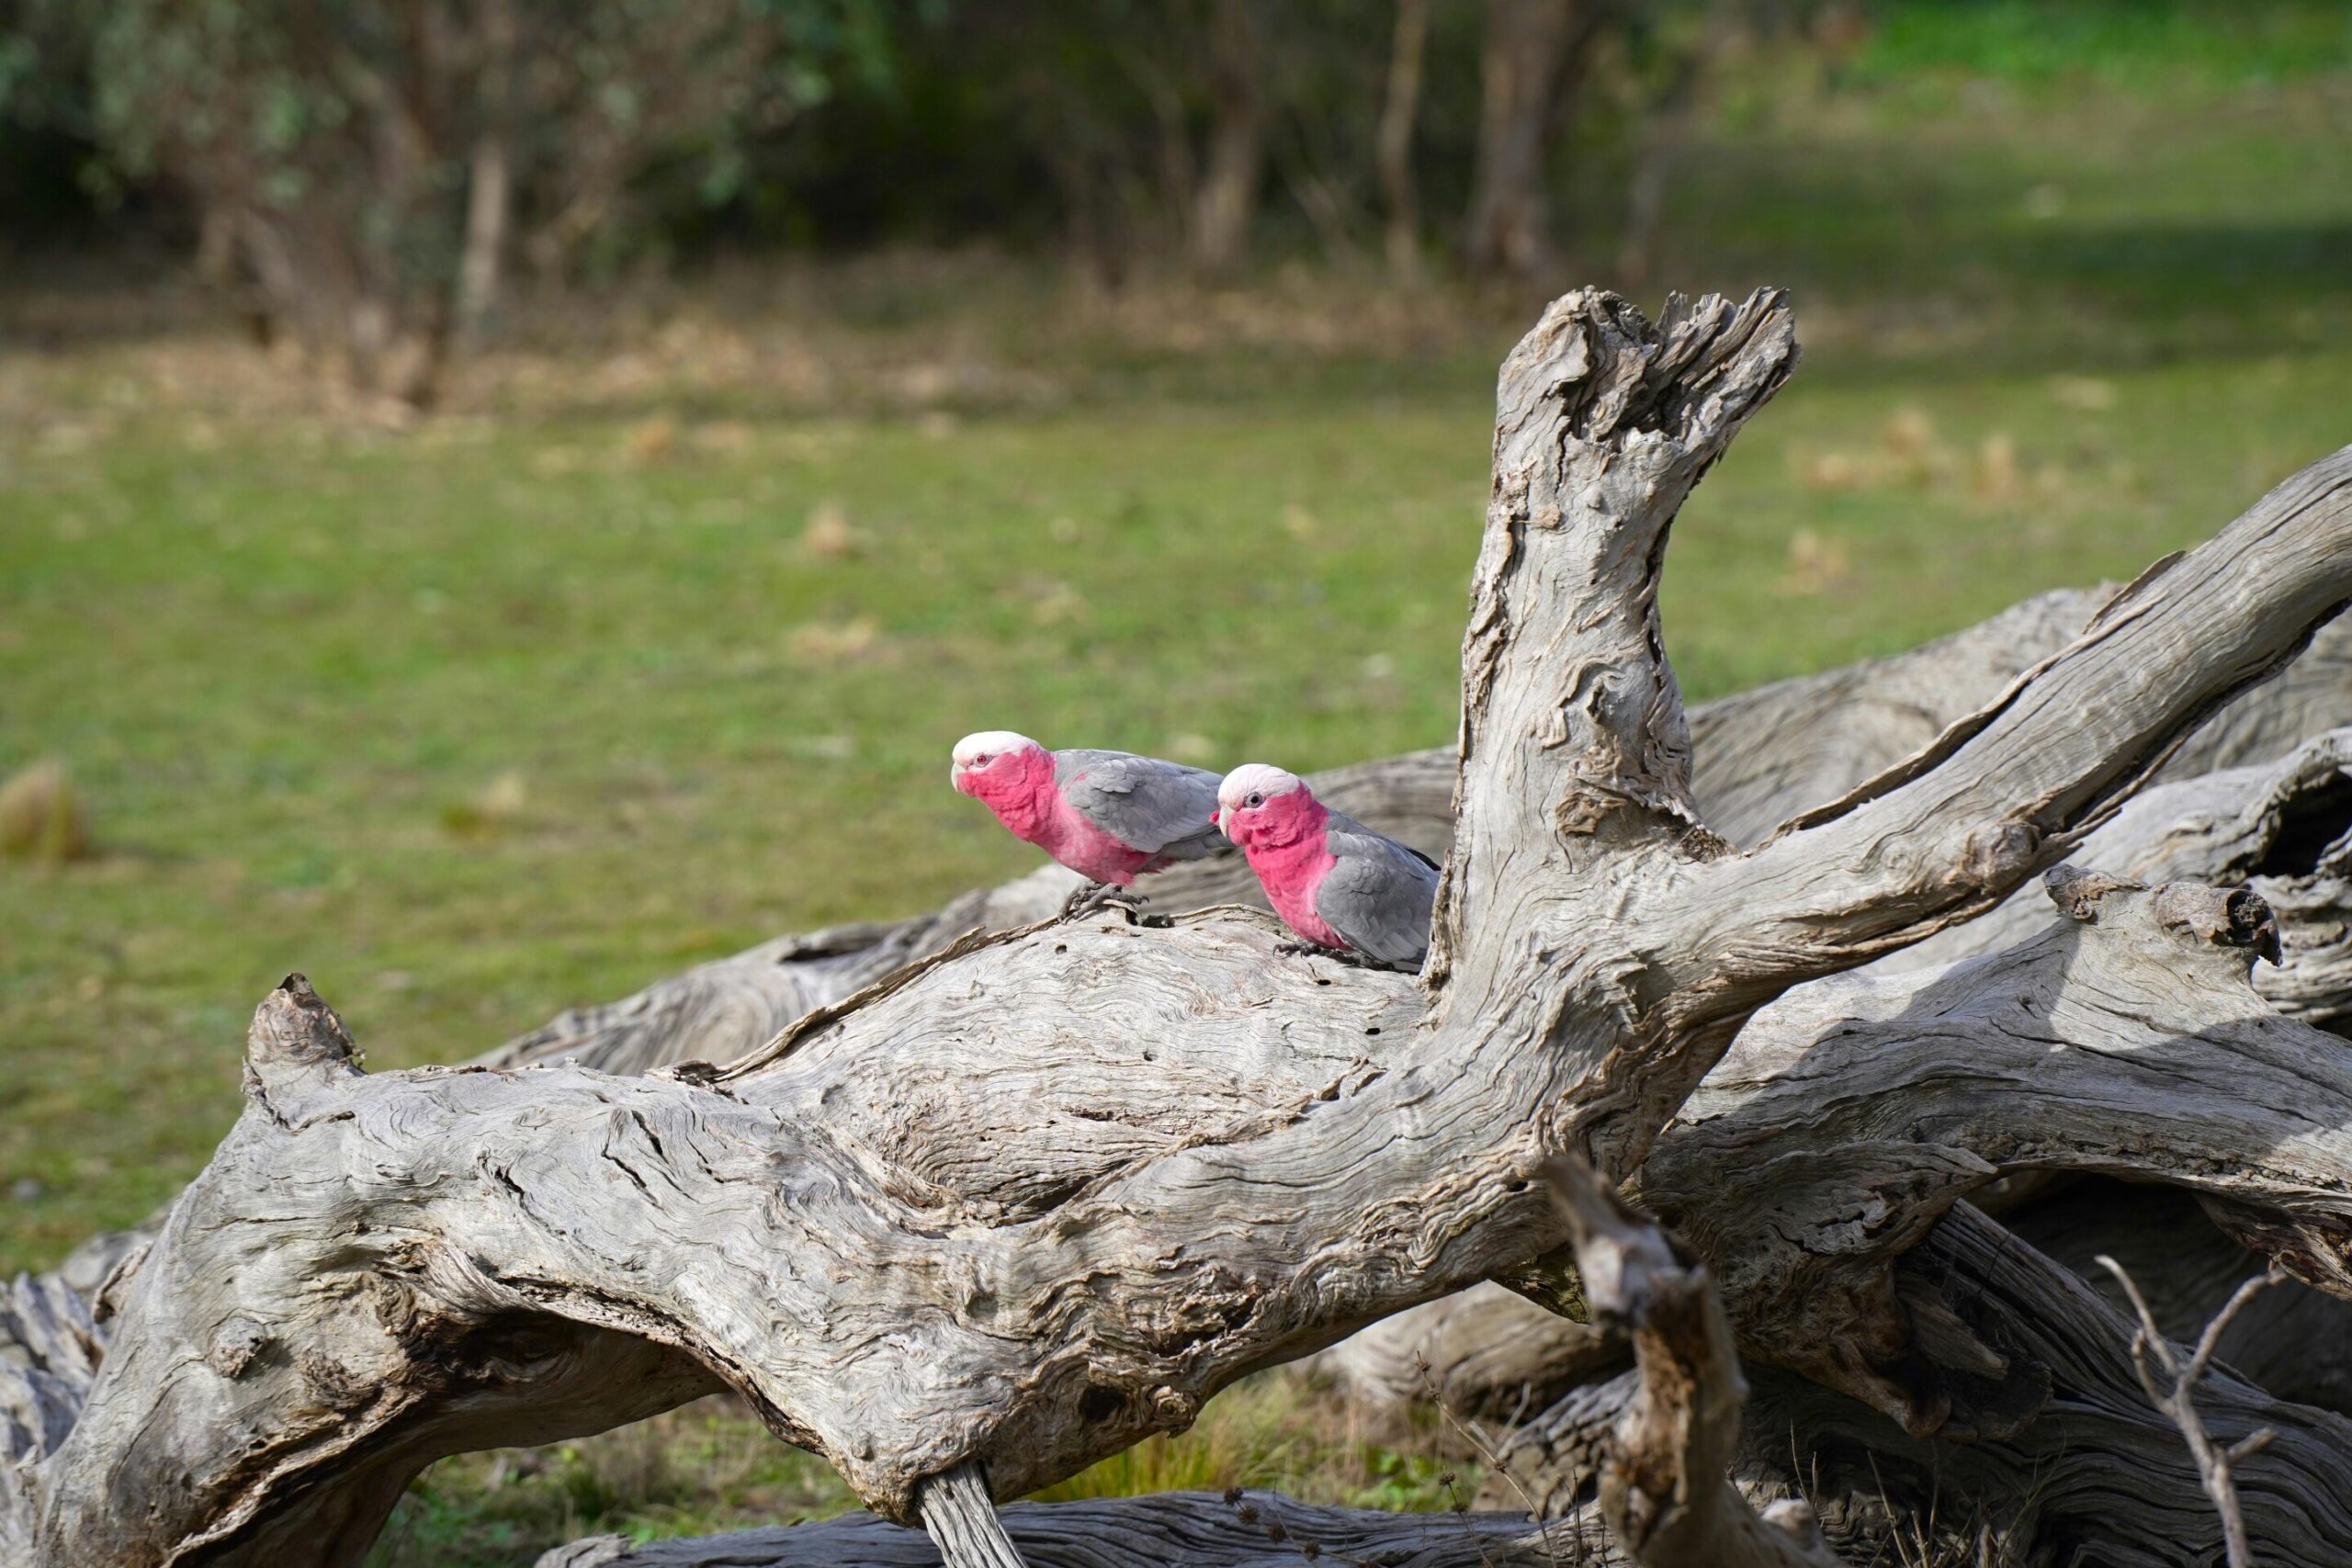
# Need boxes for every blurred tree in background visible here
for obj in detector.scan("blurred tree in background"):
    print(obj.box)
[1,0,897,401]
[16,0,2328,402]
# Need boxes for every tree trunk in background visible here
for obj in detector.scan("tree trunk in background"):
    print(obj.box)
[1189,0,1264,276]
[1616,27,1717,288]
[456,135,512,352]
[1378,0,1433,282]
[1463,0,1585,276]
[455,0,516,352]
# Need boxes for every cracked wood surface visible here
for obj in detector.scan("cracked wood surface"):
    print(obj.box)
[1642,863,2352,1434]
[11,292,2352,1568]
[1322,724,2352,1421]
[1495,1204,2352,1567]
[535,1491,1591,1568]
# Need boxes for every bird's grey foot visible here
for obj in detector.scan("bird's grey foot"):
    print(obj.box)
[1064,881,1149,922]
[1274,941,1363,966]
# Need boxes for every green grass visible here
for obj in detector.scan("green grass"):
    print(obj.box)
[4,31,2351,1567]
[362,1377,1485,1568]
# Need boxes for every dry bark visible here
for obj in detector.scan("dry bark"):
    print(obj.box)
[1881,727,2352,1024]
[2096,1256,2283,1568]
[2012,1180,2352,1415]
[1544,1157,1844,1567]
[1497,1204,2352,1568]
[479,604,2352,1081]
[1321,725,2352,1419]
[30,579,2348,1368]
[538,1159,1846,1568]
[1640,863,2352,1433]
[537,1492,1589,1568]
[9,291,2352,1568]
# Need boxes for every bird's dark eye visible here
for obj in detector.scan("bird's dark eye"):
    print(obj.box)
[975,753,990,765]
[1246,792,1263,807]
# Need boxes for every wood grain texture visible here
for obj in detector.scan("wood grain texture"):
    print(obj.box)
[1643,864,2352,1433]
[1497,1205,2352,1567]
[480,604,2352,1081]
[1323,725,2352,1425]
[1544,1157,1844,1566]
[536,1491,1592,1568]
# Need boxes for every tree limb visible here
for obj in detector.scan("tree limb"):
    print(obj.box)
[1641,861,2352,1433]
[2098,1256,2284,1568]
[1497,1204,2352,1567]
[1544,1156,1844,1567]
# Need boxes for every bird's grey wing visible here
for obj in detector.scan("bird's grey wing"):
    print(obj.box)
[1055,750,1227,856]
[1316,817,1441,966]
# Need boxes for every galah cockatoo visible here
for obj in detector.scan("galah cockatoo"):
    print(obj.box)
[1215,763,1440,969]
[951,731,1228,916]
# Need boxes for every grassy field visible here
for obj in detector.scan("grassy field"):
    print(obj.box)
[4,28,2351,1566]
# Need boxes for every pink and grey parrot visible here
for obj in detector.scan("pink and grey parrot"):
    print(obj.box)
[1216,763,1440,969]
[951,730,1228,914]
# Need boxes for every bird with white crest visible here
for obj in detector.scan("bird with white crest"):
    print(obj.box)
[951,731,1228,918]
[1215,763,1440,969]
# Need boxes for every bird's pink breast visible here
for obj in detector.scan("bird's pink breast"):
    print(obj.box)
[1237,796,1343,948]
[966,756,1155,885]
[1037,789,1158,885]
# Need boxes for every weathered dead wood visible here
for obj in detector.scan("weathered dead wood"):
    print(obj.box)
[1640,863,2352,1433]
[1326,726,2352,1421]
[1544,1156,1844,1567]
[483,602,2352,1081]
[536,1491,1591,1568]
[2011,1180,2352,1414]
[919,1461,1033,1568]
[1884,727,2352,1025]
[1312,1280,1623,1416]
[560,1158,1835,1568]
[2098,1256,2284,1568]
[13,293,2352,1568]
[30,623,2346,1430]
[1495,1204,2352,1567]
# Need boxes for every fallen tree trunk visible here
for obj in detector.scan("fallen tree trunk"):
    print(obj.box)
[1641,863,2352,1432]
[536,1492,1588,1568]
[1494,1203,2352,1567]
[38,615,2349,1412]
[11,291,2352,1568]
[539,1156,1849,1568]
[483,599,2352,1079]
[1321,726,2352,1416]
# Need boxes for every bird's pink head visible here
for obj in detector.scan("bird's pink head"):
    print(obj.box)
[951,730,1051,808]
[1215,763,1317,851]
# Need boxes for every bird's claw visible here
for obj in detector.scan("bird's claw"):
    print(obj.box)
[1064,882,1151,923]
[1274,941,1365,966]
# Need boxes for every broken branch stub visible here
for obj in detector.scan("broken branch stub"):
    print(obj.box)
[1544,1157,1844,1567]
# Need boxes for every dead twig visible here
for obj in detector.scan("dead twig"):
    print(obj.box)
[2095,1255,2286,1568]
